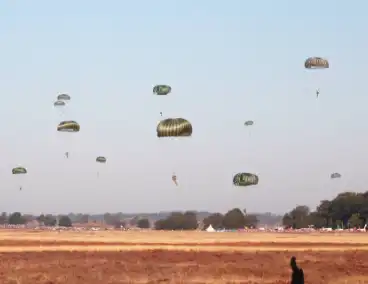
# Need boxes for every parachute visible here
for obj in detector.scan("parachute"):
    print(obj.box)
[96,156,107,163]
[12,167,27,175]
[304,57,329,69]
[57,121,80,132]
[12,167,27,190]
[331,173,341,179]
[96,156,107,176]
[54,100,66,107]
[157,118,192,137]
[57,94,71,101]
[244,120,254,126]
[233,173,259,186]
[153,85,171,96]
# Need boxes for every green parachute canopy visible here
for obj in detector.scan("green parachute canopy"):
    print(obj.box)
[96,156,107,163]
[233,173,259,186]
[57,121,80,132]
[331,172,341,179]
[304,57,329,69]
[157,118,192,137]
[57,94,71,101]
[153,85,171,95]
[12,167,27,175]
[244,120,254,126]
[54,100,66,107]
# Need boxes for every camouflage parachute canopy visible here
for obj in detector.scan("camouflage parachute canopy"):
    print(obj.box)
[244,120,254,126]
[12,167,27,174]
[153,85,171,95]
[304,57,329,69]
[57,94,71,101]
[57,120,80,132]
[331,172,341,179]
[233,173,259,186]
[157,118,192,137]
[96,156,107,163]
[54,100,66,107]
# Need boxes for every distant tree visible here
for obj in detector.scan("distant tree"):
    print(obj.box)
[203,213,224,229]
[58,216,72,227]
[137,218,150,229]
[0,212,8,224]
[8,212,26,225]
[222,208,246,229]
[154,211,198,230]
[114,221,126,229]
[37,214,57,226]
[348,213,363,228]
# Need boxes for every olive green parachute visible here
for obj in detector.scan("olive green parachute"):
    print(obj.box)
[12,167,27,174]
[57,94,71,101]
[244,120,254,126]
[153,85,171,95]
[331,172,341,179]
[304,57,329,69]
[157,118,192,137]
[57,121,80,132]
[233,173,259,186]
[96,156,107,163]
[54,100,66,107]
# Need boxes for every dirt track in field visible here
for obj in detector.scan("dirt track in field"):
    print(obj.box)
[1,239,368,248]
[1,250,367,284]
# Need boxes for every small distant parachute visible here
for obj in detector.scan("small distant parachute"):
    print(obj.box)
[233,173,259,187]
[157,118,192,137]
[304,57,329,69]
[244,120,254,126]
[153,85,171,96]
[172,173,178,186]
[12,167,27,175]
[57,94,71,101]
[54,100,66,107]
[12,167,27,190]
[96,156,107,163]
[57,121,80,132]
[331,173,341,179]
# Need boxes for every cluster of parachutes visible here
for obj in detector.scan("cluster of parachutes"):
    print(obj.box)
[13,60,337,191]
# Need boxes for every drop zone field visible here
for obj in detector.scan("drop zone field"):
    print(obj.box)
[0,231,367,284]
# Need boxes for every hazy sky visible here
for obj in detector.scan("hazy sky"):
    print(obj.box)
[1,1,367,215]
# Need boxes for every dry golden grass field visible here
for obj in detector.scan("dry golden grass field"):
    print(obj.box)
[0,230,367,283]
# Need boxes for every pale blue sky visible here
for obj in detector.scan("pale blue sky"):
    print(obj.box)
[0,0,367,215]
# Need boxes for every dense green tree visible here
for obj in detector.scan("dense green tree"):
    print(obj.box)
[58,215,72,227]
[137,218,150,229]
[8,212,26,225]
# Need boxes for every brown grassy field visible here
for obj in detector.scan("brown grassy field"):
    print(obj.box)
[0,230,367,283]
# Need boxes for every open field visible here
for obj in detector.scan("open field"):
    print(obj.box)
[0,230,367,283]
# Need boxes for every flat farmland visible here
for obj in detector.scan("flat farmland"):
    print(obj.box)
[0,231,367,283]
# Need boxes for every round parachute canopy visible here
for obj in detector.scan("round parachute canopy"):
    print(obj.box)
[12,167,27,175]
[244,120,254,126]
[153,85,171,95]
[57,94,71,101]
[96,156,107,163]
[304,57,329,69]
[330,173,341,179]
[233,173,259,186]
[157,118,192,137]
[54,100,66,107]
[57,121,80,132]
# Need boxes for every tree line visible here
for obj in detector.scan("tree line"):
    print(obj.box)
[1,191,366,230]
[282,191,368,229]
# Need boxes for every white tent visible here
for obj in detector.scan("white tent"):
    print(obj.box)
[206,224,215,232]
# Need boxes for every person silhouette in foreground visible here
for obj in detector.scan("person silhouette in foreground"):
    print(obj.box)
[290,256,304,284]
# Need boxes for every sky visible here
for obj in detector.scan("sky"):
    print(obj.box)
[0,0,367,215]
